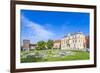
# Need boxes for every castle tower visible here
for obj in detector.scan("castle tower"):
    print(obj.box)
[23,40,30,51]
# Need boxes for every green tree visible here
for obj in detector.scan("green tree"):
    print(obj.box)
[46,40,53,49]
[36,41,46,50]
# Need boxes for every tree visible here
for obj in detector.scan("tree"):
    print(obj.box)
[36,41,46,50]
[46,40,53,49]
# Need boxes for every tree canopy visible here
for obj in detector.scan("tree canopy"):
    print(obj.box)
[36,41,46,50]
[46,40,53,49]
[36,40,54,50]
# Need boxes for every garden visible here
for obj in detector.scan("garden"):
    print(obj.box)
[21,49,89,63]
[21,40,89,63]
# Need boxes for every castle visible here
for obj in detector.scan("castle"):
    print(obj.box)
[22,32,89,51]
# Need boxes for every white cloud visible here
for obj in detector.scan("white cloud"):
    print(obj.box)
[21,15,55,43]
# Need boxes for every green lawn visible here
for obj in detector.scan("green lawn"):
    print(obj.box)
[21,49,89,63]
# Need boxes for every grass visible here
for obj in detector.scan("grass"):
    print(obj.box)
[21,49,89,63]
[47,51,89,61]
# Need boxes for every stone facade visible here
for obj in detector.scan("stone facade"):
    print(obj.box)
[85,36,89,48]
[53,40,61,49]
[61,32,86,50]
[23,40,30,51]
[22,32,88,51]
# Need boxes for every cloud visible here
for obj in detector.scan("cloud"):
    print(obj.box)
[21,15,55,43]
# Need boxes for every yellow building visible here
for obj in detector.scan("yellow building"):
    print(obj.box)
[53,40,61,49]
[61,32,86,50]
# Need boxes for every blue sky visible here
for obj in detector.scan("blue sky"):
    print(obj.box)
[21,9,90,44]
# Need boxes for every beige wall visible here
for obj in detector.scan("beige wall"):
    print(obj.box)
[53,42,61,49]
[61,33,86,50]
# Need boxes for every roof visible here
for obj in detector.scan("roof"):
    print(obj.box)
[30,44,36,46]
[63,32,83,38]
[53,40,61,43]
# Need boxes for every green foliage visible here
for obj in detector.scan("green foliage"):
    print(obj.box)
[36,40,53,50]
[36,41,46,50]
[46,40,53,49]
[21,55,45,62]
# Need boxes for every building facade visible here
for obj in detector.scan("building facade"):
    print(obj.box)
[85,36,89,48]
[23,40,30,51]
[53,40,61,49]
[22,32,88,51]
[61,32,86,50]
[29,44,36,50]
